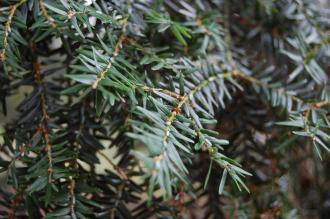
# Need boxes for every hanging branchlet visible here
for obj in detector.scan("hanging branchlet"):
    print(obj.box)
[0,0,27,61]
[129,70,250,198]
[65,150,79,217]
[33,62,53,183]
[232,70,303,104]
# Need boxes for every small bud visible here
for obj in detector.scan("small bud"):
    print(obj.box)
[67,10,75,20]
[0,52,5,61]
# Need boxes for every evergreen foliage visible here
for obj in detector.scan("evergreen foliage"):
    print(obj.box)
[0,0,329,218]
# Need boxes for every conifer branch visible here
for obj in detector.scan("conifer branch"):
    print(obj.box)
[0,0,27,61]
[1,0,329,217]
[293,0,329,45]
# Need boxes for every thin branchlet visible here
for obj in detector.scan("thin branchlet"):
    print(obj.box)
[92,20,129,89]
[157,72,233,161]
[92,34,129,89]
[232,70,303,103]
[137,85,185,100]
[68,175,76,216]
[97,150,128,180]
[0,0,27,61]
[39,0,57,28]
[33,62,53,184]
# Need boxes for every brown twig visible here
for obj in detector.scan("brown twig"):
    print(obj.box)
[64,149,78,216]
[39,0,57,28]
[92,17,129,89]
[137,85,185,101]
[97,150,128,180]
[68,175,76,216]
[92,34,129,89]
[303,100,330,123]
[33,62,53,184]
[8,189,24,219]
[196,16,211,36]
[310,100,330,109]
[232,70,303,103]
